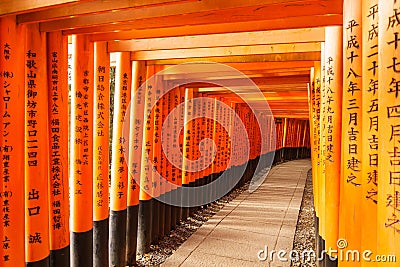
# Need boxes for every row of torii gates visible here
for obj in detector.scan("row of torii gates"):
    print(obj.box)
[1,22,311,266]
[0,0,399,267]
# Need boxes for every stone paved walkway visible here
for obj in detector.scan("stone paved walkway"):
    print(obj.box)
[161,159,312,267]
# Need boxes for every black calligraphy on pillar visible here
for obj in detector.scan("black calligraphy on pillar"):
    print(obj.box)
[117,73,129,199]
[345,18,362,187]
[142,83,153,193]
[184,95,193,178]
[170,92,179,183]
[74,69,90,195]
[95,65,106,208]
[25,48,44,248]
[314,74,321,167]
[131,82,143,189]
[365,3,379,204]
[385,3,400,232]
[325,57,336,163]
[153,85,161,189]
[1,41,14,262]
[26,50,39,168]
[49,51,64,230]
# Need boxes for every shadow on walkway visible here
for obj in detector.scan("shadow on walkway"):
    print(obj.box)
[162,159,312,267]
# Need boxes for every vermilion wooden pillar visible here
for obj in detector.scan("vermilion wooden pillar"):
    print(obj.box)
[308,69,315,197]
[109,52,131,267]
[175,86,185,221]
[282,117,288,160]
[200,93,209,200]
[70,35,94,267]
[203,94,213,203]
[311,59,323,266]
[191,90,199,211]
[319,42,326,246]
[137,65,154,255]
[190,89,199,213]
[224,98,233,191]
[161,87,172,234]
[181,87,193,218]
[340,1,363,265]
[24,23,51,267]
[47,31,70,267]
[197,93,206,200]
[0,16,25,267]
[378,0,400,264]
[361,0,378,264]
[323,26,342,266]
[151,66,164,242]
[312,62,321,224]
[211,97,219,202]
[126,61,146,266]
[93,41,110,267]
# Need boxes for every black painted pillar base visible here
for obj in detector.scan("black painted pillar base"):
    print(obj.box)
[205,174,212,206]
[170,205,177,230]
[315,215,322,267]
[151,198,160,243]
[320,237,326,267]
[195,178,201,209]
[188,181,196,216]
[222,168,230,195]
[281,148,286,161]
[175,186,183,223]
[158,196,165,239]
[71,229,93,267]
[109,209,127,267]
[181,184,190,220]
[137,199,152,255]
[245,159,256,184]
[169,188,178,229]
[211,173,217,203]
[93,218,108,267]
[50,245,70,267]
[229,166,235,192]
[26,256,50,267]
[126,205,139,266]
[163,191,172,235]
[325,255,338,267]
[197,175,206,206]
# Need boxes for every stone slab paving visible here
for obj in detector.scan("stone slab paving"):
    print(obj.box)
[162,159,311,267]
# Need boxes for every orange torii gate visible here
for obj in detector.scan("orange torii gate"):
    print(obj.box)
[306,2,400,267]
[47,31,70,267]
[379,0,400,264]
[70,34,94,267]
[92,41,110,267]
[109,52,131,266]
[0,11,315,267]
[322,26,342,267]
[12,1,400,267]
[0,17,26,267]
[361,0,378,263]
[125,60,145,266]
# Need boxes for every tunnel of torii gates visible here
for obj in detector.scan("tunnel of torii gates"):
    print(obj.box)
[0,0,399,267]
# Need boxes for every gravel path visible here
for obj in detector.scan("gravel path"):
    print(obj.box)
[291,169,317,267]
